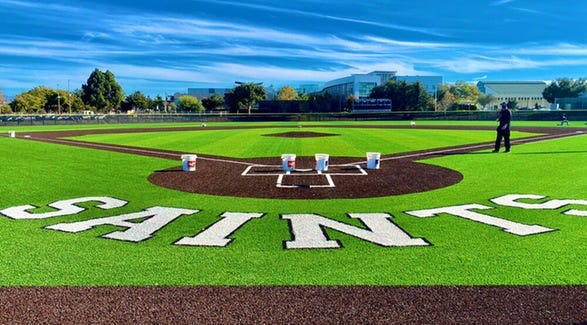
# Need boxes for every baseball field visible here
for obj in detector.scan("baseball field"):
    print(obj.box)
[0,120,586,323]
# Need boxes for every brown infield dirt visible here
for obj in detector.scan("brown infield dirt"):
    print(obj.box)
[3,124,587,323]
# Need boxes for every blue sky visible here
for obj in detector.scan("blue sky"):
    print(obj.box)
[1,0,586,98]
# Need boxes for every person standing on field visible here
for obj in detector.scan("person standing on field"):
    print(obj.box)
[493,101,512,153]
[560,113,569,126]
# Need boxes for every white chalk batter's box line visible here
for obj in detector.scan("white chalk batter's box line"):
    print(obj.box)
[241,164,367,188]
[276,173,336,188]
[240,164,368,177]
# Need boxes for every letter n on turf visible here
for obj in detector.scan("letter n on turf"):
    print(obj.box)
[282,213,429,249]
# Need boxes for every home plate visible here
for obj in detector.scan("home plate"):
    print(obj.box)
[277,174,335,188]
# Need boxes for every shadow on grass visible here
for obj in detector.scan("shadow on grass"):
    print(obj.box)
[154,169,184,173]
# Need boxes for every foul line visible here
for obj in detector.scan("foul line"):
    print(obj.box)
[339,131,584,166]
[18,129,585,169]
[21,135,255,166]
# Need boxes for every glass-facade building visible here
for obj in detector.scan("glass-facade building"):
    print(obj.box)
[320,71,396,100]
[319,71,442,100]
[187,88,232,99]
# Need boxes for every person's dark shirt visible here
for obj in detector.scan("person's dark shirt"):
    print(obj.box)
[498,108,511,130]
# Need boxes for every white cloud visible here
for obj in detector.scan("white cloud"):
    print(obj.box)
[0,38,135,61]
[430,53,587,74]
[491,0,515,5]
[363,36,456,49]
[432,55,538,73]
[94,64,219,83]
[197,0,447,37]
[0,0,81,12]
[81,32,112,42]
[110,16,313,44]
[508,43,587,56]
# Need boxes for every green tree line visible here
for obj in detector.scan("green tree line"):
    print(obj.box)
[2,68,176,114]
[2,71,586,114]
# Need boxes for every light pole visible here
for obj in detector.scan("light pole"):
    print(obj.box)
[67,79,71,114]
[434,85,437,111]
[56,83,61,114]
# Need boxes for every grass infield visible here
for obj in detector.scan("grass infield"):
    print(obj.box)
[0,121,585,286]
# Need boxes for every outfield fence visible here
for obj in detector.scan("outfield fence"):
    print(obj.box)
[1,110,586,126]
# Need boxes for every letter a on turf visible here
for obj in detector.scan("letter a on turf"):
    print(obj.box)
[46,206,198,242]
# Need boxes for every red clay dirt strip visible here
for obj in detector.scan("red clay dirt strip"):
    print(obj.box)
[1,286,586,324]
[2,124,587,323]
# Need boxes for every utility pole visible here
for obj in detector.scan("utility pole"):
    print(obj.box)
[57,83,61,114]
[67,79,71,114]
[434,85,438,111]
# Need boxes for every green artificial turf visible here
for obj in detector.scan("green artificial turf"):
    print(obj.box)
[0,122,585,286]
[69,126,535,158]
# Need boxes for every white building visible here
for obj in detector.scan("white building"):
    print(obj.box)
[476,81,548,109]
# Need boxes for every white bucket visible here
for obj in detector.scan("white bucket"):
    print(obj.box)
[315,153,329,172]
[366,152,381,169]
[281,154,296,172]
[8,131,15,138]
[181,154,197,172]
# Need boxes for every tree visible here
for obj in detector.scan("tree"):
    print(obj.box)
[478,94,496,110]
[542,78,587,103]
[438,90,456,111]
[124,91,149,112]
[448,81,482,109]
[10,93,43,113]
[0,89,7,105]
[177,95,204,112]
[406,82,433,111]
[104,70,124,110]
[297,91,309,101]
[151,95,165,112]
[1,88,11,113]
[202,94,224,111]
[224,83,267,114]
[266,84,277,100]
[9,86,87,114]
[82,69,107,110]
[369,80,433,111]
[277,86,298,100]
[506,99,518,110]
[346,94,356,111]
[0,104,11,114]
[9,86,53,113]
[82,68,125,112]
[44,89,71,114]
[308,92,334,112]
[167,101,177,112]
[68,91,87,113]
